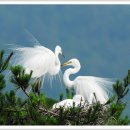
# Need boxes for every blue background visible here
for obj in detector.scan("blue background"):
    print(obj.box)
[0,5,130,117]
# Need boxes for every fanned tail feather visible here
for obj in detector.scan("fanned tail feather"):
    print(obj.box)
[76,76,115,104]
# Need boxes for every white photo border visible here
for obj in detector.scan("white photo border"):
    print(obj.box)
[0,1,130,129]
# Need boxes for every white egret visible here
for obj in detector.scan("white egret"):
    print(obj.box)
[52,94,85,109]
[13,45,64,78]
[62,58,114,104]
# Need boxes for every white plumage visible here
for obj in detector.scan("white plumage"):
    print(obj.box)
[13,45,63,78]
[52,94,85,109]
[75,76,113,104]
[62,58,114,104]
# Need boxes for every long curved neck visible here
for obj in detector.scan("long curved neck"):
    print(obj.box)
[63,66,80,88]
[50,49,60,75]
[55,49,60,66]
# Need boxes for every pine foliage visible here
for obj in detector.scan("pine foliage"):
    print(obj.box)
[0,49,130,125]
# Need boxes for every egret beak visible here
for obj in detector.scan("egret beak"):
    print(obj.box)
[61,61,71,67]
[62,53,65,58]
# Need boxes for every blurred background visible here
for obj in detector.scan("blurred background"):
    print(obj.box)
[0,5,130,117]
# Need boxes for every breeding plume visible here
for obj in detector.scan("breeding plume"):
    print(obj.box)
[13,45,63,78]
[62,58,114,104]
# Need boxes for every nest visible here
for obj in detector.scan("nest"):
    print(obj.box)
[38,102,109,125]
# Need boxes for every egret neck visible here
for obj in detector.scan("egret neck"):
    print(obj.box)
[50,46,61,75]
[63,64,81,88]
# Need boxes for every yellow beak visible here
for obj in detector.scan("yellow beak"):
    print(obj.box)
[61,61,71,67]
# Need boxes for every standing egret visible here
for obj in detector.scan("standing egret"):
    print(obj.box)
[13,45,64,93]
[13,45,64,78]
[52,94,85,109]
[62,58,114,104]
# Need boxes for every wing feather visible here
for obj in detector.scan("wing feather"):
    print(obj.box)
[13,45,55,78]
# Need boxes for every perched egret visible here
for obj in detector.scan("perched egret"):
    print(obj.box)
[13,45,64,78]
[52,94,85,109]
[62,58,114,104]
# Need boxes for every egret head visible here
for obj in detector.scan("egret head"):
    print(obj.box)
[52,45,64,75]
[61,58,81,68]
[55,45,65,58]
